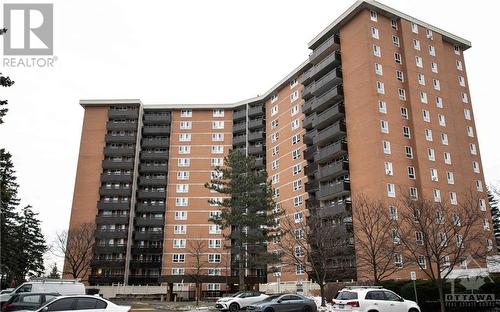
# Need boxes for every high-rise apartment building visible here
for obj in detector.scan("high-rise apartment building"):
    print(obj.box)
[67,0,493,292]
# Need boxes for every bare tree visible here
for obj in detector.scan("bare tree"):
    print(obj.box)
[394,191,492,312]
[352,195,400,284]
[53,223,95,281]
[277,212,354,306]
[186,240,209,306]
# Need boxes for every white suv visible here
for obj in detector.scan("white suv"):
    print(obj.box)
[331,286,420,312]
[215,291,268,312]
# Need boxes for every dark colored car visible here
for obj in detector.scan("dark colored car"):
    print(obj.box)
[247,294,317,312]
[2,293,59,312]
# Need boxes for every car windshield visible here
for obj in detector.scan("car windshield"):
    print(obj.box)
[229,291,245,298]
[259,295,281,302]
[335,291,358,300]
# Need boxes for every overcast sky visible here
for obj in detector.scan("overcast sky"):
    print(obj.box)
[1,0,499,270]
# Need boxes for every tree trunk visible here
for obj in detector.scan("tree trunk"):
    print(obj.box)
[239,256,245,290]
[195,282,200,306]
[437,279,446,312]
[319,283,326,307]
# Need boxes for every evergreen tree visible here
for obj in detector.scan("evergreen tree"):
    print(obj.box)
[205,149,280,290]
[488,188,500,252]
[47,263,60,279]
[1,28,15,124]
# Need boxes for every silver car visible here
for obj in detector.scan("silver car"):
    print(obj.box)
[247,294,317,312]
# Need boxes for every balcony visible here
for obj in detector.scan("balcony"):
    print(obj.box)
[319,201,351,218]
[139,176,167,186]
[135,217,165,227]
[248,132,265,142]
[142,126,170,135]
[311,85,344,113]
[233,135,246,146]
[143,113,171,124]
[317,162,349,182]
[233,122,246,133]
[97,201,130,211]
[233,109,246,121]
[102,160,134,170]
[302,68,343,100]
[108,109,139,119]
[312,103,345,130]
[255,158,265,169]
[131,246,163,254]
[313,121,346,147]
[135,203,166,213]
[248,105,264,117]
[130,260,162,269]
[89,275,125,285]
[104,147,135,157]
[303,100,313,115]
[139,164,167,173]
[317,141,348,164]
[302,51,342,85]
[134,231,164,240]
[95,215,129,225]
[248,145,264,156]
[304,163,318,176]
[91,259,126,268]
[304,146,317,160]
[100,173,133,183]
[304,130,316,145]
[248,118,265,130]
[107,122,137,131]
[105,134,136,143]
[128,276,160,285]
[305,180,319,192]
[137,191,166,200]
[94,244,126,254]
[95,230,128,239]
[140,151,169,161]
[142,138,169,148]
[318,182,351,201]
[303,113,314,130]
[309,34,340,64]
[99,187,131,197]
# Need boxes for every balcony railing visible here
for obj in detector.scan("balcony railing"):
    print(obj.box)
[134,231,164,240]
[248,105,264,117]
[302,51,341,85]
[95,215,129,224]
[304,146,317,160]
[233,109,246,121]
[95,230,128,239]
[104,147,135,157]
[102,160,134,170]
[233,122,246,133]
[248,119,265,130]
[105,134,136,143]
[135,203,165,213]
[143,114,171,124]
[99,187,131,197]
[317,141,348,164]
[318,182,351,200]
[248,145,264,156]
[233,135,246,146]
[108,109,139,118]
[100,173,133,183]
[139,164,167,173]
[302,68,343,100]
[248,132,265,142]
[313,121,346,147]
[142,126,171,135]
[140,151,169,161]
[135,217,165,227]
[139,176,167,186]
[312,102,345,130]
[317,161,349,182]
[107,122,137,131]
[141,138,169,148]
[311,85,344,113]
[309,34,340,64]
[137,190,166,199]
[97,201,130,210]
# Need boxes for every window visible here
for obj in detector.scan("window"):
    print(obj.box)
[291,105,299,116]
[446,172,454,185]
[290,78,298,88]
[464,109,471,120]
[469,143,477,155]
[180,121,192,129]
[456,60,463,70]
[271,119,278,128]
[422,110,430,122]
[426,29,433,39]
[400,107,408,119]
[293,164,301,175]
[458,76,466,87]
[292,134,301,145]
[207,283,221,290]
[212,121,224,129]
[484,219,490,231]
[271,146,279,156]
[174,211,187,220]
[173,239,186,248]
[208,268,222,276]
[405,146,413,158]
[377,100,387,113]
[209,224,221,234]
[209,239,222,248]
[179,133,191,142]
[450,192,458,205]
[46,298,77,311]
[290,90,299,102]
[392,35,400,47]
[430,168,439,181]
[294,212,304,223]
[389,206,398,220]
[413,39,420,50]
[371,27,379,39]
[467,126,474,138]
[396,70,404,82]
[175,197,188,206]
[394,253,403,268]
[172,253,185,263]
[295,246,304,257]
[178,158,190,167]
[373,44,381,57]
[177,171,189,180]
[479,199,486,211]
[432,79,441,91]
[425,129,433,141]
[454,45,461,55]
[394,52,402,64]
[415,56,423,68]
[380,120,389,133]
[416,231,424,245]
[417,73,425,85]
[428,45,436,56]
[427,148,435,161]
[292,148,301,160]
[387,183,396,198]
[292,180,302,191]
[172,268,185,275]
[271,132,279,143]
[271,174,279,184]
[293,195,303,207]
[208,254,221,263]
[431,62,438,73]
[271,160,279,170]
[383,141,391,154]
[444,152,451,164]
[410,187,418,200]
[296,264,305,275]
[400,126,410,139]
[180,109,192,117]
[212,133,224,141]
[370,10,378,21]
[398,88,406,100]
[176,184,189,193]
[419,91,428,104]
[418,255,426,269]
[375,63,383,75]
[211,145,223,154]
[441,133,448,145]
[291,119,300,130]
[462,92,469,103]
[211,158,223,166]
[407,166,416,179]
[411,22,418,33]
[212,109,224,117]
[473,161,480,173]
[271,94,278,103]
[438,115,446,127]
[391,19,398,29]
[271,105,278,116]
[384,162,393,176]
[174,225,186,234]
[376,81,385,94]
[178,145,190,154]
[436,96,443,108]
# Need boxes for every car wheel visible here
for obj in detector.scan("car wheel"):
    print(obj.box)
[408,309,419,312]
[264,308,274,312]
[229,303,240,312]
[303,305,312,312]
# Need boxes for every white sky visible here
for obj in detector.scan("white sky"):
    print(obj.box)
[1,0,500,271]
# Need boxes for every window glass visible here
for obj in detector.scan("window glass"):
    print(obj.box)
[335,291,358,300]
[16,284,32,293]
[47,298,76,311]
[384,291,401,301]
[365,291,385,300]
[44,295,59,303]
[21,295,42,304]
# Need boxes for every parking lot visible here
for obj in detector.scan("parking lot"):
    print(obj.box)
[113,300,215,312]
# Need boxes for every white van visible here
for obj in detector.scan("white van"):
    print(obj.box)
[0,279,85,304]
